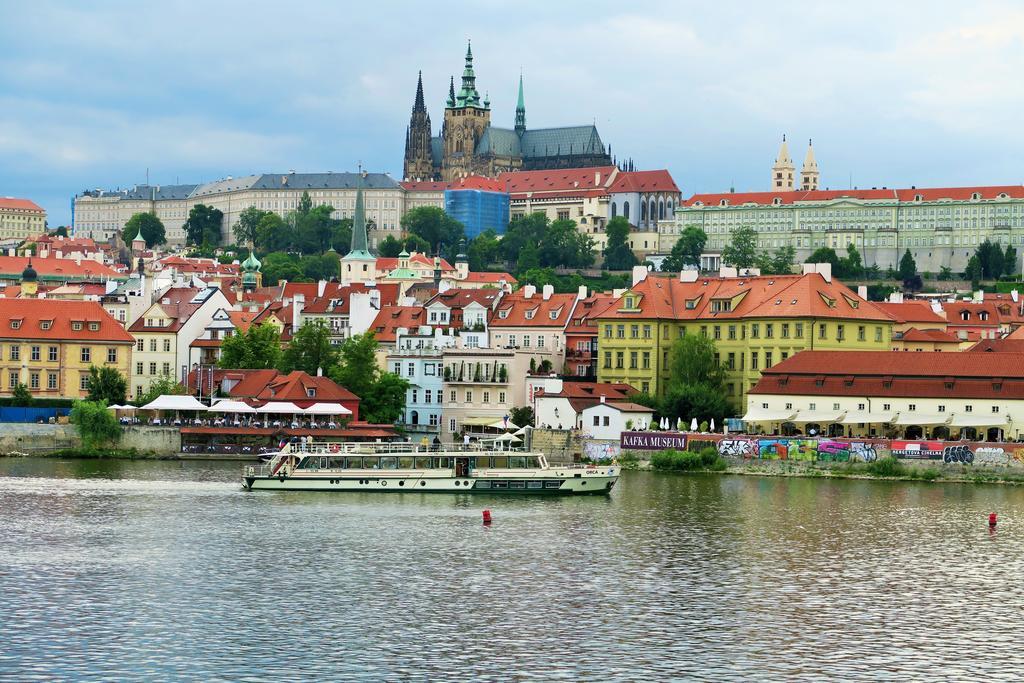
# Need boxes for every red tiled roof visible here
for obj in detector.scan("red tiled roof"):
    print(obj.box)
[875,301,946,325]
[565,293,618,335]
[685,185,1024,208]
[498,166,618,196]
[940,301,1003,328]
[967,339,1024,352]
[900,328,960,343]
[597,273,891,322]
[228,310,259,333]
[426,288,501,309]
[539,381,635,400]
[0,299,133,342]
[0,255,121,280]
[300,283,401,315]
[461,271,516,284]
[400,180,448,191]
[608,170,679,194]
[0,197,45,212]
[489,291,578,327]
[450,175,506,192]
[369,306,428,343]
[377,254,453,271]
[222,369,280,398]
[127,287,205,332]
[255,371,360,405]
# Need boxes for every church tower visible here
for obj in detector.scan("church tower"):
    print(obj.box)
[403,71,435,181]
[771,135,795,191]
[800,139,819,191]
[340,176,377,285]
[440,41,491,181]
[514,74,526,135]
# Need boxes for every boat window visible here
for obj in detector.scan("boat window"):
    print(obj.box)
[399,456,414,469]
[327,457,345,469]
[475,481,492,489]
[298,458,317,469]
[362,457,380,469]
[528,457,541,468]
[509,481,526,489]
[492,456,508,468]
[345,457,362,469]
[414,457,433,469]
[528,481,543,489]
[380,457,398,470]
[474,456,491,469]
[509,456,526,468]
[436,457,451,469]
[492,481,508,489]
[544,481,561,489]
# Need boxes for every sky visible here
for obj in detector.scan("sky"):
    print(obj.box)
[2,0,1024,225]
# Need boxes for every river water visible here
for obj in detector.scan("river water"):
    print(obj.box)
[1,458,1022,681]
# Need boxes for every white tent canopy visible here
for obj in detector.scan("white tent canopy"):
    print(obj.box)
[488,419,520,430]
[741,408,797,422]
[256,401,306,414]
[106,404,128,410]
[491,432,522,442]
[141,395,208,411]
[949,414,1008,428]
[793,410,845,424]
[303,402,353,416]
[894,413,950,426]
[208,400,257,414]
[841,411,895,425]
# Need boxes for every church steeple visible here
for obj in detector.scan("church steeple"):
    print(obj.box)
[403,70,434,181]
[413,70,426,112]
[771,134,795,191]
[455,40,481,108]
[349,178,370,256]
[514,73,526,134]
[800,138,819,191]
[340,173,376,285]
[447,76,456,107]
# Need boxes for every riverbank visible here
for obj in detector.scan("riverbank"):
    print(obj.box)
[620,449,1024,485]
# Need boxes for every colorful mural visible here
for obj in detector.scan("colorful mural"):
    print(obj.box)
[584,441,621,462]
[715,436,885,462]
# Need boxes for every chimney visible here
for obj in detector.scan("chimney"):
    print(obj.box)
[523,285,536,299]
[595,171,601,186]
[631,265,650,286]
[542,284,553,300]
[600,395,606,404]
[680,270,698,282]
[317,279,327,297]
[857,285,868,299]
[578,285,588,300]
[719,266,738,279]
[293,293,305,331]
[1012,290,1019,303]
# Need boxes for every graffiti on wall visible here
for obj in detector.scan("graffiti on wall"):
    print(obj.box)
[584,441,621,462]
[716,437,883,462]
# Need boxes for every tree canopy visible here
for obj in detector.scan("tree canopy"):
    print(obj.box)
[137,375,186,406]
[400,206,465,257]
[654,334,731,424]
[898,249,917,282]
[378,234,432,258]
[501,212,593,272]
[184,204,224,246]
[328,332,409,424]
[757,245,796,275]
[721,225,757,269]
[279,321,339,375]
[467,229,502,271]
[233,207,269,247]
[661,226,706,272]
[973,240,1007,280]
[219,323,283,370]
[86,366,128,405]
[602,217,637,271]
[70,400,122,449]
[122,212,166,248]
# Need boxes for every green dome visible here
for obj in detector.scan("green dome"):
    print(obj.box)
[242,252,262,272]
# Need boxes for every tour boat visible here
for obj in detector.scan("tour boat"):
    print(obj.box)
[242,441,619,495]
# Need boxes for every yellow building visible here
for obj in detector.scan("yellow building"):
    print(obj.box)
[0,296,134,399]
[0,197,46,242]
[595,267,894,408]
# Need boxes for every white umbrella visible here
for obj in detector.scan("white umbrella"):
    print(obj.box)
[105,404,124,410]
[493,432,521,442]
[303,402,352,416]
[208,399,256,413]
[513,426,529,436]
[690,418,698,431]
[710,418,716,432]
[661,417,668,430]
[488,419,520,431]
[256,401,305,414]
[141,395,208,411]
[676,417,683,431]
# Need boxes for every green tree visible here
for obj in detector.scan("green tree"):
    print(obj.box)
[53,226,69,237]
[256,213,291,252]
[219,323,282,369]
[122,212,166,248]
[86,366,127,405]
[661,226,707,272]
[518,267,558,289]
[70,400,122,448]
[974,240,1004,279]
[297,190,313,215]
[234,207,271,246]
[517,242,540,272]
[328,332,409,423]
[842,243,863,279]
[965,255,983,289]
[651,335,731,423]
[183,204,224,246]
[301,253,339,281]
[659,382,732,426]
[279,321,339,375]
[668,334,726,389]
[378,235,404,257]
[137,375,185,406]
[1005,245,1018,276]
[294,204,340,254]
[400,206,465,256]
[721,225,757,269]
[805,246,841,271]
[261,252,304,286]
[602,216,637,270]
[509,406,535,428]
[757,245,796,275]
[11,382,32,405]
[467,229,502,271]
[500,213,548,264]
[539,219,594,269]
[898,249,917,282]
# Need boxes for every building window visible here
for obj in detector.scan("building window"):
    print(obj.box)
[149,362,157,376]
[751,324,760,338]
[727,353,735,370]
[47,373,57,390]
[29,372,39,389]
[149,339,157,352]
[642,325,651,339]
[499,391,505,403]
[836,325,845,341]
[966,405,973,412]
[751,352,759,370]
[875,327,883,342]
[615,352,624,369]
[938,405,945,412]
[908,404,916,411]
[795,323,804,338]
[809,402,816,410]
[993,406,1000,413]
[163,339,171,353]
[30,346,40,361]
[616,325,625,339]
[818,324,827,340]
[136,362,144,375]
[80,348,91,363]
[465,391,472,403]
[483,391,490,403]
[162,362,170,375]
[425,389,432,404]
[765,352,773,367]
[858,326,866,342]
[10,346,19,361]
[48,346,58,362]
[137,339,144,352]
[449,418,456,433]
[71,322,82,331]
[713,326,721,340]
[604,325,612,339]
[79,374,90,391]
[407,362,415,377]
[642,352,650,369]
[728,325,737,340]
[765,324,774,339]
[107,348,117,363]
[89,323,99,332]
[8,372,17,389]
[603,352,611,369]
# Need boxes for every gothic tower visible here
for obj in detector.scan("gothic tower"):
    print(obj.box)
[771,135,795,191]
[440,41,491,181]
[800,139,819,191]
[403,71,435,181]
[514,73,526,135]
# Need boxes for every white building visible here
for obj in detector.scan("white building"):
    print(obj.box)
[581,399,654,441]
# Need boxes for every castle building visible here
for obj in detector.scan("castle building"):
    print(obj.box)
[403,42,614,182]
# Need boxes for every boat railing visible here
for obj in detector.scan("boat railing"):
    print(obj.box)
[281,441,531,456]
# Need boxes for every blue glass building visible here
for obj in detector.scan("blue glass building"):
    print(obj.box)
[444,184,509,239]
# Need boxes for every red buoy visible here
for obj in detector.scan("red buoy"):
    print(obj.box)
[482,509,492,525]
[989,512,998,527]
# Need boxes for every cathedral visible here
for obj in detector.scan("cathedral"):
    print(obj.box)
[403,42,614,182]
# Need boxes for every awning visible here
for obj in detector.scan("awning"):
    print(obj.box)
[894,413,950,426]
[949,414,1008,428]
[141,395,208,411]
[208,399,256,414]
[840,411,895,425]
[741,408,796,422]
[793,410,846,423]
[256,401,305,414]
[303,402,353,416]
[461,416,503,427]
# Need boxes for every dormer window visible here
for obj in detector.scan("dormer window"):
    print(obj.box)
[306,388,316,398]
[89,322,99,331]
[549,310,558,320]
[498,309,509,319]
[10,320,21,330]
[979,311,989,321]
[525,309,535,320]
[772,198,782,206]
[972,192,981,200]
[40,320,52,330]
[719,199,728,207]
[914,194,923,202]
[710,299,732,313]
[961,311,970,321]
[71,322,82,331]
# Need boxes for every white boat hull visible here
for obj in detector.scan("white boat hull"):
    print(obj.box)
[243,470,618,495]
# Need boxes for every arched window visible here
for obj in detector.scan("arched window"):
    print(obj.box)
[611,202,617,218]
[624,201,630,219]
[641,202,647,221]
[411,410,419,425]
[659,200,665,219]
[650,199,657,222]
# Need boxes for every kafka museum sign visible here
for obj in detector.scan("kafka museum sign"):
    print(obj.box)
[620,431,688,451]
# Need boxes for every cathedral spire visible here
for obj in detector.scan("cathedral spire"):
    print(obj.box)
[515,73,526,134]
[347,174,371,257]
[447,76,456,107]
[413,70,425,113]
[771,134,795,191]
[456,39,481,107]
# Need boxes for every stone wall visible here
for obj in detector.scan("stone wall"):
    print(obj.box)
[119,426,181,456]
[0,424,181,456]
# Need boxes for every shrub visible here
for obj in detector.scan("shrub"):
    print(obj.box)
[650,447,727,472]
[11,383,32,406]
[70,400,122,449]
[865,457,908,478]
